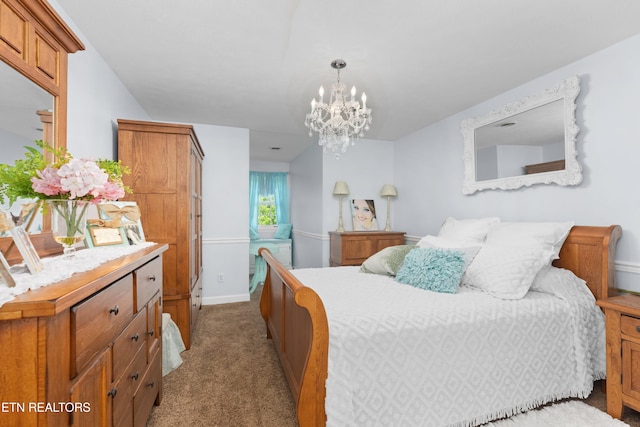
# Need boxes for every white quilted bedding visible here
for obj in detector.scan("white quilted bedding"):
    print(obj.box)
[291,266,606,427]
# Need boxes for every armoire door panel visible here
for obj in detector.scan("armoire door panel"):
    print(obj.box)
[120,131,179,191]
[134,194,178,242]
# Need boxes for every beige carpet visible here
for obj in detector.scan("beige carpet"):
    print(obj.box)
[147,286,640,427]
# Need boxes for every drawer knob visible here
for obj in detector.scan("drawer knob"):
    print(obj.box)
[130,372,140,381]
[109,305,119,316]
[146,381,155,388]
[149,275,156,282]
[636,326,640,333]
[147,330,154,337]
[131,333,139,342]
[107,388,118,398]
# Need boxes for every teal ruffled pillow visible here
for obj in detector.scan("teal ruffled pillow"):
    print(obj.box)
[249,228,260,240]
[274,223,292,239]
[396,247,466,293]
[360,245,416,276]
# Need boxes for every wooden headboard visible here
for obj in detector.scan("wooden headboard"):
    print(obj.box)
[553,225,622,301]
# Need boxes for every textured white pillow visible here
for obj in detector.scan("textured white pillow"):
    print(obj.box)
[483,221,574,261]
[463,245,553,299]
[437,217,500,245]
[417,235,480,270]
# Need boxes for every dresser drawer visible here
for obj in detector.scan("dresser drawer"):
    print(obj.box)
[135,257,162,312]
[133,351,162,427]
[621,315,640,340]
[113,345,147,427]
[72,274,134,375]
[113,309,147,382]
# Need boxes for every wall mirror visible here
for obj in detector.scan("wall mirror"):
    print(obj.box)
[0,60,54,233]
[0,0,84,261]
[461,75,582,194]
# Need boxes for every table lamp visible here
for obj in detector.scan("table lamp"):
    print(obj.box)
[380,184,398,232]
[332,181,350,232]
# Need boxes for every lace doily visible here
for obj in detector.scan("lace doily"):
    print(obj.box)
[0,242,157,308]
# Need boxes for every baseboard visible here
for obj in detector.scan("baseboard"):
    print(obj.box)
[202,294,250,305]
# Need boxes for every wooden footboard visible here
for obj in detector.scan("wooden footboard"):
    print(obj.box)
[259,248,328,427]
[259,225,622,427]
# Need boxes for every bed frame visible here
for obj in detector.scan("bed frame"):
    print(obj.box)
[259,225,622,427]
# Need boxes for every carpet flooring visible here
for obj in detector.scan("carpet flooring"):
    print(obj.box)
[147,286,640,427]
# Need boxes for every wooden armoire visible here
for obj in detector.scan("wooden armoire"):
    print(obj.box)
[117,119,204,349]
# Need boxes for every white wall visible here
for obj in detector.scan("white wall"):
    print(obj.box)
[50,0,150,159]
[290,143,324,268]
[290,138,395,268]
[394,34,640,292]
[197,125,250,305]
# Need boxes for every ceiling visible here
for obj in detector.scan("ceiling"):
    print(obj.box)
[56,0,640,162]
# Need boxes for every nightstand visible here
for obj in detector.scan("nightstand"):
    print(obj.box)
[329,231,406,266]
[597,294,640,420]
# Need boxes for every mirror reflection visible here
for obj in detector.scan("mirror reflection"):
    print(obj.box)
[475,99,564,181]
[0,60,54,233]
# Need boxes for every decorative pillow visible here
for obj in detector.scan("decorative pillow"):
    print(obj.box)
[483,221,574,262]
[360,245,416,276]
[462,245,553,299]
[416,235,481,270]
[249,228,260,241]
[395,247,466,293]
[274,223,292,239]
[437,217,500,245]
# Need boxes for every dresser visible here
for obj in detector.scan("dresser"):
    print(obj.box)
[597,294,640,421]
[117,119,204,349]
[329,231,406,266]
[0,244,167,426]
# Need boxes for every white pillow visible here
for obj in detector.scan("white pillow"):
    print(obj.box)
[437,217,500,245]
[417,235,480,270]
[483,221,574,261]
[462,245,553,299]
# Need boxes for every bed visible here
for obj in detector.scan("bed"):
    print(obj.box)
[259,223,622,427]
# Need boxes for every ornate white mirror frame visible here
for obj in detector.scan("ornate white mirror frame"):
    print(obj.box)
[461,75,582,195]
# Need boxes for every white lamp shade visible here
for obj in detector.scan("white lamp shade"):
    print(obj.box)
[333,181,350,196]
[380,184,397,197]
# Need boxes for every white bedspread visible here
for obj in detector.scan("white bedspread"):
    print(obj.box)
[291,266,605,427]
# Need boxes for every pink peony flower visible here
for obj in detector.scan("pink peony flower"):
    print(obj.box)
[31,166,63,196]
[98,181,126,202]
[58,158,109,199]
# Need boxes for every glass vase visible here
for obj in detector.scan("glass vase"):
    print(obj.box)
[48,199,89,258]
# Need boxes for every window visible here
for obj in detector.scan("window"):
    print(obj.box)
[258,195,277,225]
[249,171,290,230]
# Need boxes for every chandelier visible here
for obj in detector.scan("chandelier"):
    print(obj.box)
[304,59,372,158]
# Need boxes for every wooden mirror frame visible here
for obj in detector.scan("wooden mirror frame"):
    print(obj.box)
[0,0,84,262]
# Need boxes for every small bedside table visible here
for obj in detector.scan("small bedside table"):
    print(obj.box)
[329,231,406,266]
[597,294,640,420]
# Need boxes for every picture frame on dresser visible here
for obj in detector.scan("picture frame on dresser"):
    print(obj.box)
[0,251,16,287]
[351,199,379,231]
[98,201,146,244]
[9,226,43,274]
[85,223,129,247]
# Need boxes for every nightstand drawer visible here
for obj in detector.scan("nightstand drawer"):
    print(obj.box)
[621,315,640,341]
